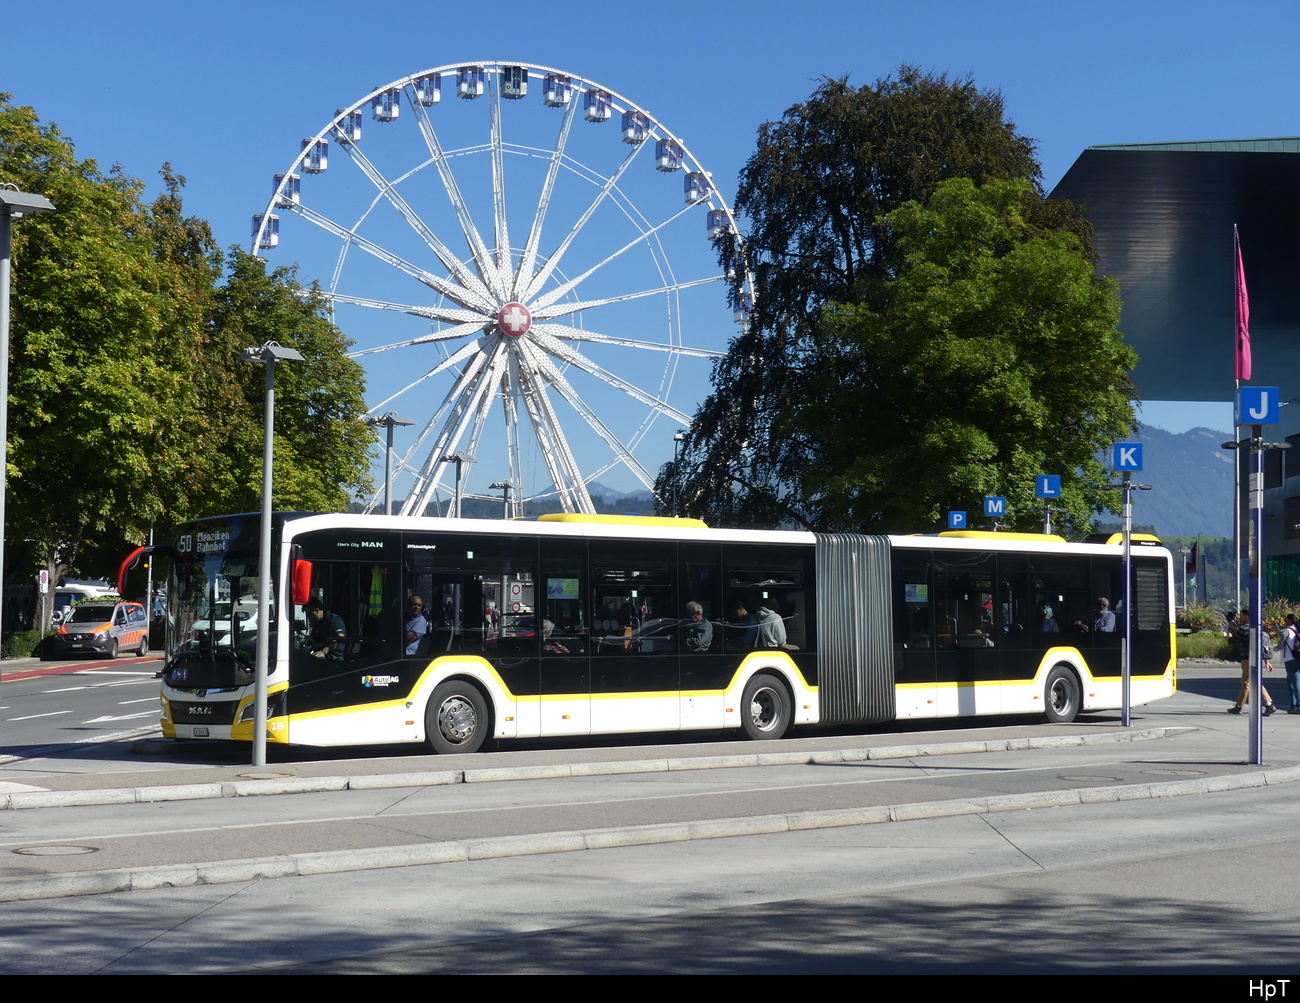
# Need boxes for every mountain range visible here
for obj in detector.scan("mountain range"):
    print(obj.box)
[1121,424,1234,537]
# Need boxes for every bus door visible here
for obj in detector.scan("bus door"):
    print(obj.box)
[407,534,541,737]
[893,549,937,719]
[934,552,1001,716]
[540,538,589,736]
[588,540,679,734]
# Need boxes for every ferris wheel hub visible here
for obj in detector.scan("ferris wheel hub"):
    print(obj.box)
[497,302,533,338]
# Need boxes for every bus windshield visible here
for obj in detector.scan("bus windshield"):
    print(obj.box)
[167,517,271,685]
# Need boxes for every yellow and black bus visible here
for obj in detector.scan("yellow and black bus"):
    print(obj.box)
[141,512,1175,753]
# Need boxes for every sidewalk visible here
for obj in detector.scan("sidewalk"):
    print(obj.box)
[0,661,1294,902]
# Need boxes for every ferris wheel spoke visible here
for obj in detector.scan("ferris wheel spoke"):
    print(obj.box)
[322,292,485,327]
[401,342,503,515]
[532,275,722,320]
[513,359,595,514]
[334,140,494,305]
[462,350,510,466]
[348,320,486,359]
[529,329,693,424]
[488,78,512,290]
[519,342,657,492]
[523,139,648,302]
[501,357,525,518]
[364,338,483,411]
[409,95,509,302]
[516,97,579,298]
[292,203,492,312]
[529,200,702,312]
[532,322,723,359]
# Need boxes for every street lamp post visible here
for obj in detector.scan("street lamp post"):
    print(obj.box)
[0,188,56,634]
[672,430,686,517]
[365,412,413,516]
[489,480,517,520]
[239,340,304,767]
[440,452,477,518]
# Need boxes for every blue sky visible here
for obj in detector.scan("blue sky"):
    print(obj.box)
[7,0,1294,501]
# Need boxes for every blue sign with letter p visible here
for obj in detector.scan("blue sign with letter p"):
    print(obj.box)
[948,510,967,530]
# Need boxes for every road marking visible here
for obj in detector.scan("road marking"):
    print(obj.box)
[40,686,88,693]
[116,697,158,705]
[0,724,161,766]
[83,711,159,723]
[8,710,71,721]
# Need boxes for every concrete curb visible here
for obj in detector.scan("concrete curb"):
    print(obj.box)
[2,725,1194,811]
[3,755,1296,904]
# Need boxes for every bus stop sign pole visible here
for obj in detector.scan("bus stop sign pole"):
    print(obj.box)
[1227,387,1286,766]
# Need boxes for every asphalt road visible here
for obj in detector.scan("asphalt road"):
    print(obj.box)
[0,658,1296,975]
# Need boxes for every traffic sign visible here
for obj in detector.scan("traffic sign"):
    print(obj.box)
[1235,386,1280,426]
[983,496,1007,517]
[1112,443,1143,471]
[948,510,967,529]
[1034,475,1061,498]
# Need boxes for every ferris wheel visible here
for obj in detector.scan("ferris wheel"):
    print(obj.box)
[252,61,752,517]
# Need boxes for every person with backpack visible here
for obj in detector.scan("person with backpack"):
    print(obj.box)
[1281,613,1300,714]
[1228,608,1277,715]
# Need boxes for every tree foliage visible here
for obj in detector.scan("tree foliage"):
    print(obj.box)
[0,96,371,583]
[662,68,1128,533]
[793,178,1134,533]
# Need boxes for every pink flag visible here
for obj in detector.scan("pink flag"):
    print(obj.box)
[1235,226,1251,381]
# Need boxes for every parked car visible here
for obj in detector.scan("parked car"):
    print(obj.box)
[48,598,150,659]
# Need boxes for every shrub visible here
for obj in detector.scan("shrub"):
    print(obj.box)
[2,630,54,659]
[1178,601,1224,633]
[1263,595,1300,639]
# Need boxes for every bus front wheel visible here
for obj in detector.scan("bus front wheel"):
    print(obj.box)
[1044,666,1081,724]
[741,674,791,741]
[425,681,490,754]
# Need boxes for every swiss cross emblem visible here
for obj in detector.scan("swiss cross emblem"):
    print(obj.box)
[497,302,532,338]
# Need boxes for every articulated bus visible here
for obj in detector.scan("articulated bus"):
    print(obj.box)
[133,512,1175,754]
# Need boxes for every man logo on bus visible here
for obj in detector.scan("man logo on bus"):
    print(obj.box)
[497,302,532,338]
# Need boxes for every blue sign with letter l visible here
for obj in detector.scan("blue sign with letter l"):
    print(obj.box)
[1034,475,1061,498]
[1112,443,1143,471]
[1235,386,1280,426]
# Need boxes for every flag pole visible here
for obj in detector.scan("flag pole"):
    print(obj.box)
[1234,224,1251,612]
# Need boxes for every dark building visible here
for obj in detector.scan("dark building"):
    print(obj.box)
[1050,139,1300,594]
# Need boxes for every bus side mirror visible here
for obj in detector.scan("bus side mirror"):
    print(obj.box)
[291,560,313,607]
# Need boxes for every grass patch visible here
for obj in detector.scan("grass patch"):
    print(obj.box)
[1177,631,1233,660]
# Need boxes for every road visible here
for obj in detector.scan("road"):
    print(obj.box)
[0,659,1296,975]
[0,657,162,774]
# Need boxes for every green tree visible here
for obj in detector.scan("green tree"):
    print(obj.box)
[0,96,372,589]
[205,250,373,515]
[1,102,200,576]
[662,68,1110,531]
[792,178,1134,533]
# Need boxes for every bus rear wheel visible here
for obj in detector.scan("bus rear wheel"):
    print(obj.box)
[741,673,791,740]
[1044,666,1081,724]
[425,681,489,754]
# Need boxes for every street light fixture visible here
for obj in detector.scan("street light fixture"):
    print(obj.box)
[365,412,414,516]
[239,340,304,767]
[0,187,56,637]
